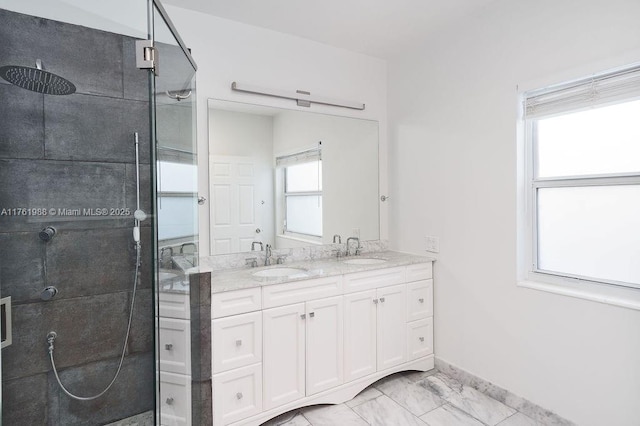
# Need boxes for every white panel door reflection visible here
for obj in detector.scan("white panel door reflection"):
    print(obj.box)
[210,156,271,254]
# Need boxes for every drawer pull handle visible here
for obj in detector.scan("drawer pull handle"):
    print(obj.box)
[419,337,425,342]
[380,297,385,303]
[236,339,242,346]
[236,392,243,400]
[166,397,174,405]
[373,299,378,304]
[300,314,306,320]
[309,312,315,318]
[418,298,424,303]
[165,344,173,351]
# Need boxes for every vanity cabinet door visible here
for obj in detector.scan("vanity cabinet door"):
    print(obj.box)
[262,303,306,411]
[377,284,407,370]
[343,290,377,382]
[306,296,344,395]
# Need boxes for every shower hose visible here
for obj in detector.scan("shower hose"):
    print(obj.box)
[47,241,141,401]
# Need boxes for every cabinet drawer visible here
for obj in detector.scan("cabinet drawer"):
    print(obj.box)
[262,276,342,309]
[160,372,191,426]
[159,318,191,375]
[406,262,433,282]
[212,312,262,374]
[213,363,262,425]
[212,287,262,319]
[406,279,433,322]
[407,318,433,361]
[159,292,190,320]
[343,266,405,294]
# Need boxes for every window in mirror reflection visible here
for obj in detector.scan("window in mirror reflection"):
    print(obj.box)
[158,161,198,242]
[279,150,322,238]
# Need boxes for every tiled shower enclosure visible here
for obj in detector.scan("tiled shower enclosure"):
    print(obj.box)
[0,9,154,425]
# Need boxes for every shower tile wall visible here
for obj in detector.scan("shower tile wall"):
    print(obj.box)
[0,9,154,426]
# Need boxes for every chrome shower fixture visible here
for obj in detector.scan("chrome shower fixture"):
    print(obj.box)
[39,226,56,242]
[0,59,76,95]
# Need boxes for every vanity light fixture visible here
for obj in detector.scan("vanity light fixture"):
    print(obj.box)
[231,81,365,111]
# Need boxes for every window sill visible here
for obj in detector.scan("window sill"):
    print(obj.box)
[276,234,322,245]
[517,278,640,311]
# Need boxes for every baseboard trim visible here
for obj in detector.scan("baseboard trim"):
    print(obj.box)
[434,358,575,426]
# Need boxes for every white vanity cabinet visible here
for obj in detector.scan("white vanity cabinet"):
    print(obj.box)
[213,260,435,426]
[343,284,407,381]
[211,287,264,426]
[262,280,344,411]
[158,292,192,426]
[405,263,434,362]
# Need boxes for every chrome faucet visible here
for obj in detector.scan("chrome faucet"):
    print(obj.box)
[264,244,272,266]
[251,241,264,251]
[333,234,342,244]
[346,237,361,256]
[180,242,197,254]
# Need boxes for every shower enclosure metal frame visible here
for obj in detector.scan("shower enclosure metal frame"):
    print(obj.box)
[147,1,199,425]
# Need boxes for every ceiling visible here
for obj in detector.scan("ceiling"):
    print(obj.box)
[162,0,497,59]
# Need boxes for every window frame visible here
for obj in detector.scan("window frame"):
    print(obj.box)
[281,159,323,239]
[525,108,640,290]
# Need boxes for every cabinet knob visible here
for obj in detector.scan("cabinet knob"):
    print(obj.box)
[380,297,385,303]
[166,397,174,405]
[165,343,173,351]
[300,314,306,320]
[236,392,243,400]
[236,339,242,346]
[309,312,315,318]
[418,298,424,303]
[373,299,378,304]
[419,337,425,342]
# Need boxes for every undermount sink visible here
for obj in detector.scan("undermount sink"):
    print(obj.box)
[253,267,309,278]
[342,258,388,265]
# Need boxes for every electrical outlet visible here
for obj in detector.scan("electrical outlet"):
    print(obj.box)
[425,236,440,253]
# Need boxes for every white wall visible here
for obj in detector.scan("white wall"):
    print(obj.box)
[164,5,388,256]
[388,0,640,425]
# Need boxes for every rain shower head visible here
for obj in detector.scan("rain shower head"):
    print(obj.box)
[0,59,75,95]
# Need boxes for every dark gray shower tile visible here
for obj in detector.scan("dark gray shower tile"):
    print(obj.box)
[123,37,151,102]
[125,163,152,220]
[192,379,213,426]
[0,159,128,232]
[128,288,154,354]
[0,232,46,303]
[0,83,45,159]
[2,373,48,426]
[44,94,150,163]
[45,228,144,299]
[49,352,154,426]
[2,292,135,380]
[2,292,152,379]
[0,9,124,98]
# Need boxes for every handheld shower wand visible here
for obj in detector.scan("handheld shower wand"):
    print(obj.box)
[133,132,147,244]
[47,132,146,401]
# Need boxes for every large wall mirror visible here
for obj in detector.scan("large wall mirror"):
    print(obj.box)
[208,99,379,256]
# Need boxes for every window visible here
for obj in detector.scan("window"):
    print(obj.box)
[157,160,198,242]
[523,64,640,289]
[277,148,322,238]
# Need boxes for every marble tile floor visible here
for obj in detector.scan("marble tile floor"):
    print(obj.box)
[261,371,548,426]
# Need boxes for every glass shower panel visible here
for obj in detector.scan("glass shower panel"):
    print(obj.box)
[151,2,198,425]
[0,1,155,425]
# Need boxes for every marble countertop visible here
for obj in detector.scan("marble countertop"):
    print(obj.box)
[205,251,435,294]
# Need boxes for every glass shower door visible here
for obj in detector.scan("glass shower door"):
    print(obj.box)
[150,1,199,425]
